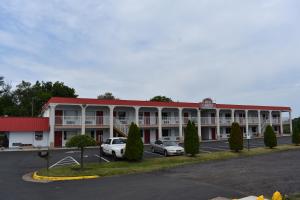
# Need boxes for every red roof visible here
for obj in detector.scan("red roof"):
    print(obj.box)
[0,117,49,132]
[45,97,291,111]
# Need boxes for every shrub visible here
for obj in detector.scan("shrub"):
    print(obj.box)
[264,125,277,148]
[184,120,199,156]
[292,126,300,145]
[66,135,96,169]
[125,122,144,161]
[228,122,243,152]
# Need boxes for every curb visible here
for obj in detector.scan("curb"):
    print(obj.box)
[32,172,99,181]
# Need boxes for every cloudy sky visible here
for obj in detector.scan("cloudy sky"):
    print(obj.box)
[0,0,299,116]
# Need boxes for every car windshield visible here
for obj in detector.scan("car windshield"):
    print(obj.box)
[112,139,127,144]
[163,141,178,146]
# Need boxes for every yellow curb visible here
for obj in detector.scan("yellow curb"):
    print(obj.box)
[32,172,99,181]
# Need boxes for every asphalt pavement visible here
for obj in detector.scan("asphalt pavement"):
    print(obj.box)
[0,136,297,200]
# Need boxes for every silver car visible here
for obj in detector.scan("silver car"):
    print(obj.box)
[151,140,185,157]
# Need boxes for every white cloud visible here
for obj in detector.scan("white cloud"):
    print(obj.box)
[0,0,300,116]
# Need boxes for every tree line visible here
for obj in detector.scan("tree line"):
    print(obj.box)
[0,76,77,116]
[0,76,175,117]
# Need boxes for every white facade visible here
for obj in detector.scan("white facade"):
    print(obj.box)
[8,132,49,148]
[41,97,292,148]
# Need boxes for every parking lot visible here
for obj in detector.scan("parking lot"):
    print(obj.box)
[0,136,292,168]
[0,135,297,200]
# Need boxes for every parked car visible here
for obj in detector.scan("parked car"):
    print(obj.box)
[151,140,184,157]
[101,137,127,160]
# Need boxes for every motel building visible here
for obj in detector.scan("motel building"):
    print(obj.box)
[0,97,293,148]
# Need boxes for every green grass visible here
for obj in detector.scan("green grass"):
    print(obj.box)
[37,144,300,177]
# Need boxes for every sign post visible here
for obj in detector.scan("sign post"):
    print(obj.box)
[246,135,251,151]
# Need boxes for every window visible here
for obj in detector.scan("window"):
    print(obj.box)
[140,130,143,138]
[63,131,67,140]
[225,113,231,118]
[226,128,231,134]
[162,112,169,117]
[162,129,169,137]
[91,130,95,139]
[105,139,111,144]
[118,112,126,119]
[35,132,43,141]
[252,127,257,133]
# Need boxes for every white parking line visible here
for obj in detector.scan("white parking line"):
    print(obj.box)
[199,150,212,153]
[65,150,81,154]
[144,151,163,156]
[201,146,228,151]
[94,154,110,162]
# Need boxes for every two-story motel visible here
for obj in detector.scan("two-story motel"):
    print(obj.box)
[0,97,293,148]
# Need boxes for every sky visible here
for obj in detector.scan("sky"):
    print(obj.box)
[0,0,300,117]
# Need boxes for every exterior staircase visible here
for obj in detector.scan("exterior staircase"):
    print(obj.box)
[113,119,129,137]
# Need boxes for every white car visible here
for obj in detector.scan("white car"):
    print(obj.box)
[151,140,185,157]
[101,137,127,160]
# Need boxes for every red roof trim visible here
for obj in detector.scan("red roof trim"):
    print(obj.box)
[46,97,291,111]
[0,117,49,132]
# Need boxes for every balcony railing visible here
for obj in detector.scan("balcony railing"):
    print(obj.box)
[162,116,179,125]
[55,116,81,126]
[183,117,198,124]
[139,116,158,126]
[85,116,110,126]
[201,117,216,125]
[219,117,232,125]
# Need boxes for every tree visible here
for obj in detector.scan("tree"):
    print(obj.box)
[264,125,277,148]
[97,92,118,100]
[150,96,173,102]
[292,126,300,145]
[184,120,199,156]
[125,122,144,161]
[228,122,243,152]
[66,135,96,169]
[0,80,77,117]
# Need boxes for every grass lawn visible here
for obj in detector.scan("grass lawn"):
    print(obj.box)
[37,144,300,177]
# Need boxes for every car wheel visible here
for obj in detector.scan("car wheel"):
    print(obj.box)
[151,147,155,153]
[164,150,168,157]
[112,151,118,161]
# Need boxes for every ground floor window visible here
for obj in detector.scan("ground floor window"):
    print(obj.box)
[252,127,257,133]
[162,129,169,137]
[35,132,43,141]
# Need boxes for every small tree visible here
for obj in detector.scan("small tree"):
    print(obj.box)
[184,120,199,156]
[264,125,277,148]
[228,122,243,152]
[66,135,96,169]
[292,127,300,145]
[97,92,118,100]
[150,96,173,102]
[125,122,144,161]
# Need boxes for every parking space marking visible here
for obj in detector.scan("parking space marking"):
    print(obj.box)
[199,149,212,153]
[94,154,110,162]
[65,150,81,154]
[144,151,163,157]
[201,146,228,151]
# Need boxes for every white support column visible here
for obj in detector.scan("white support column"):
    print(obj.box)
[269,110,273,126]
[279,111,283,135]
[81,105,86,135]
[258,110,262,136]
[245,110,249,138]
[231,109,235,124]
[158,107,162,139]
[289,111,293,134]
[197,109,202,141]
[109,105,115,138]
[48,104,56,148]
[178,108,183,139]
[135,106,140,126]
[216,109,220,140]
